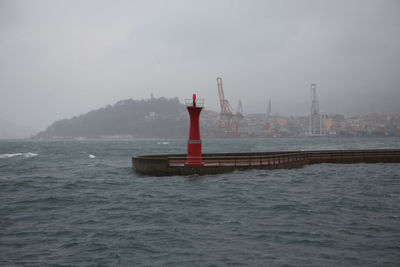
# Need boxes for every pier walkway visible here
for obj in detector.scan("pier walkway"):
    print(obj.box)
[133,149,400,176]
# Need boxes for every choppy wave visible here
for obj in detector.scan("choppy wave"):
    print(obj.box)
[0,152,38,159]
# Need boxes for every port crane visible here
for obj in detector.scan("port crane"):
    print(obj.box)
[217,77,234,137]
[217,77,243,137]
[309,83,327,136]
[235,100,244,136]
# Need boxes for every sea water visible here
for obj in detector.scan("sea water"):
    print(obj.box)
[1,138,399,266]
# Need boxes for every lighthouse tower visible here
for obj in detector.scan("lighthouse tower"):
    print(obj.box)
[185,94,204,166]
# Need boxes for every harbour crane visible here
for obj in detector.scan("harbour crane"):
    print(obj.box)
[217,77,234,137]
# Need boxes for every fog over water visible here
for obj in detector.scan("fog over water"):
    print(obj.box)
[1,0,399,134]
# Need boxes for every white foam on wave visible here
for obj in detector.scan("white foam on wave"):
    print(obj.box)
[23,152,38,158]
[0,153,22,159]
[157,142,170,145]
[0,152,38,159]
[82,152,96,159]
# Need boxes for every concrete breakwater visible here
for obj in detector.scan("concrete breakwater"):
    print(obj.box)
[133,149,400,176]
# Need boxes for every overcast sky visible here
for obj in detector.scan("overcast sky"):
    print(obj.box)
[1,0,399,131]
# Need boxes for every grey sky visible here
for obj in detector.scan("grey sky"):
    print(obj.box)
[1,0,399,131]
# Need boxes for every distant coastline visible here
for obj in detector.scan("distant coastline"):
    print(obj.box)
[26,96,400,140]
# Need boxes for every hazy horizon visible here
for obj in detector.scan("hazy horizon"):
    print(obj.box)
[1,0,400,134]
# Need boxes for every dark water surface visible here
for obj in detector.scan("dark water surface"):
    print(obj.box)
[1,138,400,266]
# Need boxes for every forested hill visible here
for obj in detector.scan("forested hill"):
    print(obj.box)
[33,97,190,139]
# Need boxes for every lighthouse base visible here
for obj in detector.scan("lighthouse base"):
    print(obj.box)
[185,141,203,166]
[184,161,204,166]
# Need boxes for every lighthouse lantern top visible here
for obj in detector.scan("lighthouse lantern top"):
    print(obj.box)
[185,94,204,107]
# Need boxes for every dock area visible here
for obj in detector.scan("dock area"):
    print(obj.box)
[133,149,400,176]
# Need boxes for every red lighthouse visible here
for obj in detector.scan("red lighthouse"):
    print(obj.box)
[185,94,204,166]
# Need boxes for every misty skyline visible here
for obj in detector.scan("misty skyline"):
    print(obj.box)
[1,0,400,133]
